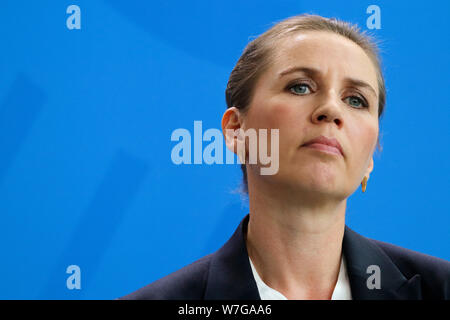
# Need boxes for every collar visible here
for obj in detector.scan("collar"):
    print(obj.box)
[249,254,352,299]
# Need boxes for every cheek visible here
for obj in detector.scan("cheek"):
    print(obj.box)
[248,96,308,145]
[254,100,307,157]
[348,118,378,164]
[244,98,305,165]
[248,98,296,129]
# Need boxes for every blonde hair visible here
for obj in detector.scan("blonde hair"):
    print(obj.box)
[225,14,386,194]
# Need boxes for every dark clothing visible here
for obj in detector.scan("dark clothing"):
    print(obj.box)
[119,214,450,300]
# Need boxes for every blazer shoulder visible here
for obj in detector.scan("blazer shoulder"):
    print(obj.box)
[371,238,450,298]
[118,253,213,300]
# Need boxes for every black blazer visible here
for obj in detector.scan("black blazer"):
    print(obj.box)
[119,214,450,300]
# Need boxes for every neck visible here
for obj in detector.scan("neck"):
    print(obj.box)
[245,177,347,300]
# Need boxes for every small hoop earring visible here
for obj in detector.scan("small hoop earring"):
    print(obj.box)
[361,176,368,193]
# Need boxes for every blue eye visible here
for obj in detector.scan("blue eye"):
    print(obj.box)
[289,84,311,95]
[345,96,368,108]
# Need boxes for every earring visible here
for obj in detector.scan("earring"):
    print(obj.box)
[361,176,368,193]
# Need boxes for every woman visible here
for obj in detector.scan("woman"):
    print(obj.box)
[120,14,450,300]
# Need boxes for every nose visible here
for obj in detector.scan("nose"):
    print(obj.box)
[311,92,343,128]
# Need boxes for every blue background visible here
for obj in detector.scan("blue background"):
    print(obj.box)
[0,0,448,299]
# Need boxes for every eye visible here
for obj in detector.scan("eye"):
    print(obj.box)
[344,95,369,109]
[289,83,312,95]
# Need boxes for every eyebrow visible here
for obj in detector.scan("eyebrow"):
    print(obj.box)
[278,66,378,99]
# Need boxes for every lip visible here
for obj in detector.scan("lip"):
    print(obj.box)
[302,135,344,156]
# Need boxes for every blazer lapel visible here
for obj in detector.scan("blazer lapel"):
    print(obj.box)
[204,214,260,299]
[343,226,422,300]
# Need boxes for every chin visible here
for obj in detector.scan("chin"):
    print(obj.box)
[282,173,348,197]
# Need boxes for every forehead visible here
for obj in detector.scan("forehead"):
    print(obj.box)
[269,31,378,91]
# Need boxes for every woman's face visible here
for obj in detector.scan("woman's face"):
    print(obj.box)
[243,31,379,200]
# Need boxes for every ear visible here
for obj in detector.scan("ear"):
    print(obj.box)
[365,157,374,179]
[221,107,245,160]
